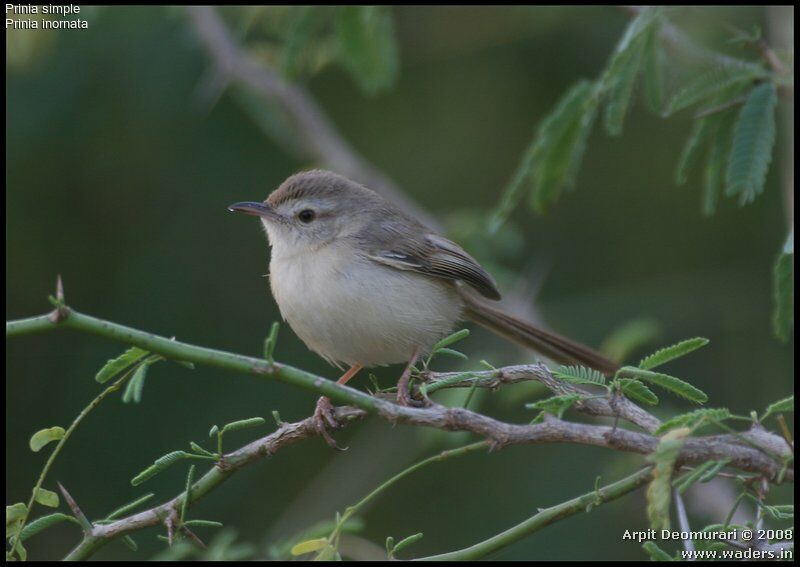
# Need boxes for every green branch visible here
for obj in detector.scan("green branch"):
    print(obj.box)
[7,304,792,484]
[6,301,792,561]
[6,307,381,412]
[8,369,137,560]
[324,441,488,558]
[415,467,653,561]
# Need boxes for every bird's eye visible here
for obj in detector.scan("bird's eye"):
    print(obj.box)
[297,209,316,223]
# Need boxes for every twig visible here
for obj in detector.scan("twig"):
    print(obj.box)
[7,306,792,484]
[327,441,488,555]
[7,362,138,559]
[422,364,661,433]
[6,304,793,560]
[63,408,365,560]
[414,467,654,560]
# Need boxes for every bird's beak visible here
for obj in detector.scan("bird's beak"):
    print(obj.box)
[228,201,286,223]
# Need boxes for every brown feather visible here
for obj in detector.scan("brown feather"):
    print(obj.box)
[460,291,620,375]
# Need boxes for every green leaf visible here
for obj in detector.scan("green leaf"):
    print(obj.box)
[221,417,266,434]
[673,460,718,494]
[642,540,673,561]
[95,346,149,383]
[33,487,59,508]
[313,543,340,561]
[526,393,584,419]
[639,337,709,370]
[105,493,155,520]
[618,367,708,403]
[431,329,470,351]
[701,112,735,215]
[655,408,731,435]
[29,426,65,452]
[761,504,793,521]
[602,7,661,91]
[530,80,599,212]
[646,427,690,531]
[6,503,27,539]
[131,451,194,486]
[698,459,731,483]
[675,113,723,186]
[183,519,224,528]
[489,141,535,231]
[290,537,329,556]
[725,82,778,205]
[641,24,664,114]
[434,347,468,361]
[122,360,151,404]
[12,539,27,561]
[665,62,764,116]
[494,78,601,222]
[618,378,659,406]
[763,395,794,420]
[553,365,606,386]
[419,371,477,397]
[335,6,398,95]
[773,230,794,342]
[390,532,424,558]
[181,465,195,523]
[190,441,217,457]
[603,32,645,136]
[19,513,79,542]
[122,535,138,551]
[263,321,281,363]
[280,7,334,79]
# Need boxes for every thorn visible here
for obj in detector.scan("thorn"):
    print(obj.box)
[48,275,70,323]
[57,482,92,532]
[180,525,208,549]
[56,274,64,302]
[165,509,178,546]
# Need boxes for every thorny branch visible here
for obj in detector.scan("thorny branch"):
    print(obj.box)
[6,304,793,560]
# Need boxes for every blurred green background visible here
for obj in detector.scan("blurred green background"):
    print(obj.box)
[6,6,793,560]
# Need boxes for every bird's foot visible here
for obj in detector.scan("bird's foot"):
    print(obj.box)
[313,396,348,451]
[396,375,426,408]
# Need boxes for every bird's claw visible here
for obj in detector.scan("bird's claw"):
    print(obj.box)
[313,396,348,451]
[396,380,426,407]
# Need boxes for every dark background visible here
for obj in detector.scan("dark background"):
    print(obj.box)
[6,6,793,560]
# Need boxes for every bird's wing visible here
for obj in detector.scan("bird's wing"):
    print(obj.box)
[365,229,502,301]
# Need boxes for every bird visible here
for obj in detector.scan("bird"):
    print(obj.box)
[229,169,618,448]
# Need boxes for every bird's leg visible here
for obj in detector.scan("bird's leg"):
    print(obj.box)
[313,364,362,450]
[396,349,422,407]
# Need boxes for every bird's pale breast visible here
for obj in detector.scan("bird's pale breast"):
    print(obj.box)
[269,241,463,368]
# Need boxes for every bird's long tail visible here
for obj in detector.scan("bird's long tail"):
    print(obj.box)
[461,292,619,375]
